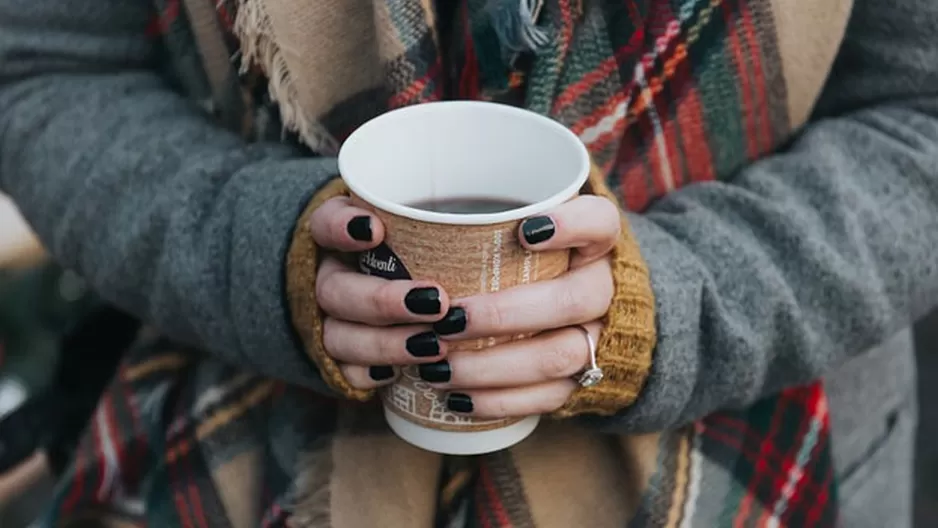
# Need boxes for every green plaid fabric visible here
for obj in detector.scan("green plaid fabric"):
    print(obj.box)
[45,0,839,526]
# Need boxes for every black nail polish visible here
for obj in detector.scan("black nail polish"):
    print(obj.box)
[521,216,555,245]
[433,307,467,335]
[406,332,440,357]
[347,216,373,242]
[418,360,451,383]
[405,287,441,315]
[447,393,473,413]
[369,365,395,381]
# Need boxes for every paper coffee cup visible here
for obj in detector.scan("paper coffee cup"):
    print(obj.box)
[338,101,590,455]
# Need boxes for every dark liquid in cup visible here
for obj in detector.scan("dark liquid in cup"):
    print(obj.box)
[407,197,530,214]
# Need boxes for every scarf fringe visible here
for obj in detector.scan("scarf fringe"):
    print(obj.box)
[234,0,339,155]
[486,0,551,60]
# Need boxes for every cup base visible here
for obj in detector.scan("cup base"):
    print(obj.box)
[384,408,540,455]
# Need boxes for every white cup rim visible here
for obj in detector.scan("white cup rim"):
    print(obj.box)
[337,101,591,226]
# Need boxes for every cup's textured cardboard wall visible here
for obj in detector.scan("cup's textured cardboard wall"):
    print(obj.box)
[354,195,570,433]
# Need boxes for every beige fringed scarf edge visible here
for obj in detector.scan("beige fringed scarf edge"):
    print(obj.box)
[218,0,857,525]
[286,404,667,528]
[233,0,340,154]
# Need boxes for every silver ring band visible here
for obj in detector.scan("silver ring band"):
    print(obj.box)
[574,325,604,388]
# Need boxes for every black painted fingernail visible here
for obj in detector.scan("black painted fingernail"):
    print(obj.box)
[369,365,395,381]
[347,216,373,242]
[521,216,555,245]
[406,332,440,357]
[419,360,451,383]
[405,287,441,315]
[447,393,473,413]
[433,307,467,335]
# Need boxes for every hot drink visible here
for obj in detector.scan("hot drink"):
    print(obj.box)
[338,101,590,455]
[408,197,529,214]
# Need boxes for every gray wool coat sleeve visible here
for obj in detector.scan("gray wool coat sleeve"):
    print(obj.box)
[586,0,938,433]
[0,0,336,390]
[3,0,937,429]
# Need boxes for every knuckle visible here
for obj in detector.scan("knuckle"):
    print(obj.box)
[610,215,622,238]
[597,195,619,216]
[556,284,592,320]
[474,300,505,332]
[490,396,512,420]
[541,334,586,378]
[588,262,615,305]
[543,384,575,413]
[310,208,339,246]
[372,281,402,321]
[593,198,621,236]
[315,274,339,311]
[578,245,609,264]
[321,318,341,357]
[581,194,608,210]
[307,205,326,232]
[576,269,612,318]
[375,330,401,363]
[597,273,615,309]
[340,365,370,389]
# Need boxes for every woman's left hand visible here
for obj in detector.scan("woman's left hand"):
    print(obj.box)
[425,195,621,418]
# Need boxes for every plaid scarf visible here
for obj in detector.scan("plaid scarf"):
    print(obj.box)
[46,0,852,526]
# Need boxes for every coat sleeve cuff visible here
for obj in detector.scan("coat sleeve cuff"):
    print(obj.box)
[552,164,658,418]
[287,165,658,409]
[285,178,375,402]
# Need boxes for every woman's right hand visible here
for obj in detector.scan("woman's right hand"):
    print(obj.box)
[309,196,452,390]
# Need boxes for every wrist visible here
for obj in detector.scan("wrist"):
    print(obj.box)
[285,177,375,401]
[552,165,657,418]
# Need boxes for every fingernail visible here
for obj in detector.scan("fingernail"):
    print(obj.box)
[405,287,441,315]
[418,360,451,383]
[521,216,555,245]
[347,216,373,242]
[406,332,440,357]
[446,393,473,413]
[369,365,395,381]
[433,307,466,335]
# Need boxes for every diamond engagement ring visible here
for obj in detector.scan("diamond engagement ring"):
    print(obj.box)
[574,325,604,388]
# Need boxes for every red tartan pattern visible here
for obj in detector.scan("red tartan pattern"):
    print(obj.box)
[44,1,838,526]
[463,386,836,527]
[706,386,836,527]
[49,342,307,527]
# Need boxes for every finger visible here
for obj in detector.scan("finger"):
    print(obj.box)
[308,196,386,252]
[518,195,620,264]
[323,317,447,365]
[426,323,601,390]
[339,364,400,390]
[434,258,612,339]
[443,380,577,419]
[317,257,449,325]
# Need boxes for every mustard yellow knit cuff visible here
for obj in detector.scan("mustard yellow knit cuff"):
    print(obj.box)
[551,166,657,419]
[286,177,375,402]
[287,168,657,410]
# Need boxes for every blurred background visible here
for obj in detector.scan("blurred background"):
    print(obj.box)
[0,193,936,526]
